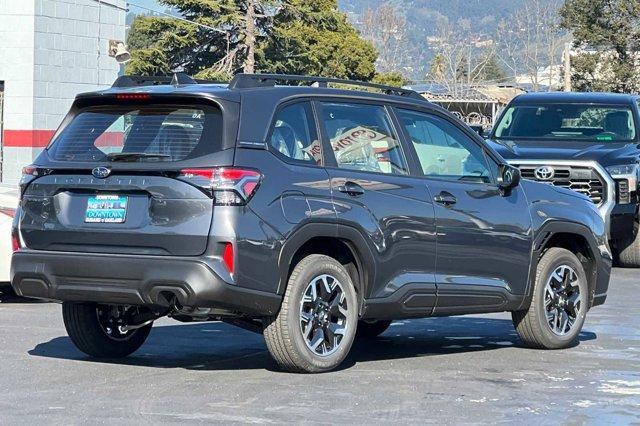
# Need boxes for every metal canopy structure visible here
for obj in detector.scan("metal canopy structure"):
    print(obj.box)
[405,83,526,127]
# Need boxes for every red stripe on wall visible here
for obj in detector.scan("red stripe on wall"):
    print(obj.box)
[3,130,56,148]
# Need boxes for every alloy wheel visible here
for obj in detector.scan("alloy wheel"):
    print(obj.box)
[544,265,583,336]
[299,274,349,356]
[96,305,138,341]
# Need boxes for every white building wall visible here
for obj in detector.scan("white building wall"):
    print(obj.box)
[0,1,36,181]
[0,0,126,184]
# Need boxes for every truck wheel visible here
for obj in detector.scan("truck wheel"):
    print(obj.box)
[616,222,640,267]
[263,254,358,373]
[62,302,152,358]
[512,247,588,349]
[356,320,392,339]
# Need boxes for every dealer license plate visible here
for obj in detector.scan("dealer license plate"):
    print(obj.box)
[85,195,128,223]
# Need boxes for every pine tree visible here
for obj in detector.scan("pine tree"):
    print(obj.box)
[473,55,506,83]
[127,0,276,77]
[560,0,640,93]
[257,0,378,80]
[126,0,378,82]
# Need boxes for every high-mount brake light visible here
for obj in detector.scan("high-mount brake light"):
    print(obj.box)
[116,93,151,101]
[178,167,262,206]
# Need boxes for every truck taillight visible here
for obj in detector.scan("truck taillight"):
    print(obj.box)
[178,168,262,206]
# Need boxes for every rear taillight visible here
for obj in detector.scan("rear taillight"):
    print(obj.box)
[22,165,38,176]
[20,164,40,194]
[178,167,262,206]
[11,231,20,252]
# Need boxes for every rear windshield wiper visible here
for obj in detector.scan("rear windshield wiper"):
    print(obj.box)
[106,152,171,162]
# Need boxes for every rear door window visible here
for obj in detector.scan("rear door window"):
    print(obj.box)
[318,102,409,175]
[268,102,322,165]
[47,104,222,162]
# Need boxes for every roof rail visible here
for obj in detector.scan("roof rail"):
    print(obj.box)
[111,72,216,88]
[228,73,424,100]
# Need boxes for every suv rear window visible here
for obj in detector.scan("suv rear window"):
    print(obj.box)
[48,104,223,162]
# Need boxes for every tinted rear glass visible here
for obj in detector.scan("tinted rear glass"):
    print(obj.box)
[48,104,223,162]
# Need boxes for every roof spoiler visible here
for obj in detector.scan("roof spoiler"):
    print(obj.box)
[228,73,424,100]
[111,72,219,88]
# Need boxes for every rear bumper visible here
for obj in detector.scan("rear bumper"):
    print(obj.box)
[11,250,281,316]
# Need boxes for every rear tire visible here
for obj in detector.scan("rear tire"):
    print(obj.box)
[356,320,392,339]
[512,247,588,349]
[62,302,152,358]
[0,283,16,298]
[263,254,358,373]
[616,221,640,267]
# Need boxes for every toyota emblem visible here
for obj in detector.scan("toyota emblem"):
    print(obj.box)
[92,166,111,179]
[534,166,555,181]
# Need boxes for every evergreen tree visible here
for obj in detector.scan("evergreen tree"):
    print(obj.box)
[126,0,378,82]
[372,71,408,87]
[560,0,640,92]
[127,0,274,77]
[473,55,506,83]
[257,0,378,80]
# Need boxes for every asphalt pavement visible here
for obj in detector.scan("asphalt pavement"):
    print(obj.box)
[0,269,638,424]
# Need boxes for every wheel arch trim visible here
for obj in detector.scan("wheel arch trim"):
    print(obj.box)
[521,220,605,310]
[277,222,377,299]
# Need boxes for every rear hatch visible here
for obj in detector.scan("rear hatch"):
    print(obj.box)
[20,97,236,256]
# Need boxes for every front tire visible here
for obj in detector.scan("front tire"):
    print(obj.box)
[263,254,358,373]
[512,247,588,349]
[62,303,152,358]
[616,221,640,267]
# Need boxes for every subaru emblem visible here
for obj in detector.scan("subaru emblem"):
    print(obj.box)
[92,166,111,179]
[534,165,555,181]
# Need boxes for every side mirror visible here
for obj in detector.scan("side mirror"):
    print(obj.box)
[468,125,491,139]
[497,164,521,191]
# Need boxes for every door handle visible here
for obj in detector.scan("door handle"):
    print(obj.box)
[434,191,457,206]
[338,181,365,196]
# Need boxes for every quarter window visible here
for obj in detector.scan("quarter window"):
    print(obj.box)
[269,102,322,165]
[319,102,409,175]
[397,109,493,183]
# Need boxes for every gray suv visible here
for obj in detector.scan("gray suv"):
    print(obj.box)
[11,74,612,373]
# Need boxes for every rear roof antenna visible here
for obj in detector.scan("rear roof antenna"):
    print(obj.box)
[171,72,197,86]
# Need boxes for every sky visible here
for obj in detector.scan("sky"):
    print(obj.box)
[126,0,163,14]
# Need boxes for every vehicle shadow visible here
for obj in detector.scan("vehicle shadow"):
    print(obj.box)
[28,316,597,373]
[0,284,44,304]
